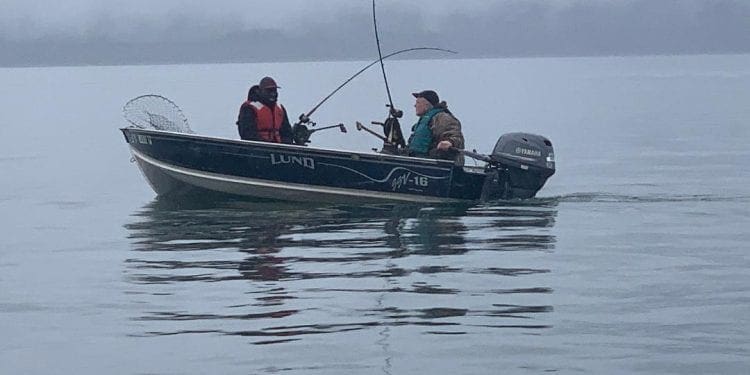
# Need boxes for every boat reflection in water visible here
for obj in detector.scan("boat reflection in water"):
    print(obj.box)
[124,197,558,346]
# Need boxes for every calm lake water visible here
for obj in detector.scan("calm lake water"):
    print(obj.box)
[1,54,749,374]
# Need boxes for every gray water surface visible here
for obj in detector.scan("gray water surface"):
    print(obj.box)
[1,55,749,374]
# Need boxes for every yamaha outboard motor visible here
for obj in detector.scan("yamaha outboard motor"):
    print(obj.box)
[481,133,555,200]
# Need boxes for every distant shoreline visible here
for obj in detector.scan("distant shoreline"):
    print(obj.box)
[3,51,749,69]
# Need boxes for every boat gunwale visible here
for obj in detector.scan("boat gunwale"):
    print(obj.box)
[120,127,462,168]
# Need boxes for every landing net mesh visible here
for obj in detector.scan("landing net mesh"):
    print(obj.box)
[123,95,193,134]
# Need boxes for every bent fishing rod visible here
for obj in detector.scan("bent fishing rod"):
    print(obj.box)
[372,0,398,118]
[296,46,456,125]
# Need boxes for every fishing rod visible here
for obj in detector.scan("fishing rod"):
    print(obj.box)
[372,0,398,118]
[296,46,456,125]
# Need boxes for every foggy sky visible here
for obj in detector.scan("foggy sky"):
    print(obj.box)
[2,0,749,67]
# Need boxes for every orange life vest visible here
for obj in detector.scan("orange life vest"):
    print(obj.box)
[246,101,284,143]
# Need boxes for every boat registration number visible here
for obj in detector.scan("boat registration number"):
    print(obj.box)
[128,134,152,145]
[391,172,429,191]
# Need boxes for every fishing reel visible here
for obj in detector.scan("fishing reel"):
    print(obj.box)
[297,113,311,124]
[292,123,313,145]
[383,105,406,151]
[386,104,403,119]
[292,113,316,145]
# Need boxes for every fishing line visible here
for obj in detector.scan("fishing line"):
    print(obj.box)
[299,47,456,124]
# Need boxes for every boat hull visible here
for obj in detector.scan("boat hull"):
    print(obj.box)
[122,128,487,203]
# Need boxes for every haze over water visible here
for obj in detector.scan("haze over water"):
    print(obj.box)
[1,54,749,374]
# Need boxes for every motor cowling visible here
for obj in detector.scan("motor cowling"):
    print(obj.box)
[481,133,555,200]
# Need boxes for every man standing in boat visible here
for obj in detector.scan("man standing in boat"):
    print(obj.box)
[407,90,465,166]
[237,77,294,144]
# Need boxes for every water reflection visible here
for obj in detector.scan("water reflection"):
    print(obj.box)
[124,197,558,344]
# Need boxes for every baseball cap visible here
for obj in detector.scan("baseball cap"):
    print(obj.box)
[412,90,439,106]
[259,76,280,89]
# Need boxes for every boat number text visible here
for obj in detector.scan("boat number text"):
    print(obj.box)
[128,134,152,145]
[270,154,316,170]
[391,172,429,191]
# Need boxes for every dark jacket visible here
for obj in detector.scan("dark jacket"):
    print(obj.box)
[427,111,465,166]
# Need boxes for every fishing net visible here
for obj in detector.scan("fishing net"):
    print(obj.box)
[123,95,193,133]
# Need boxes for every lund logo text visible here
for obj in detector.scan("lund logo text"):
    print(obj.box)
[270,154,316,170]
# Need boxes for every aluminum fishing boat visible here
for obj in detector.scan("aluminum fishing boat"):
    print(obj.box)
[121,126,555,203]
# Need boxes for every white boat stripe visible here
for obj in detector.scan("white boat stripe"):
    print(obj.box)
[318,163,450,183]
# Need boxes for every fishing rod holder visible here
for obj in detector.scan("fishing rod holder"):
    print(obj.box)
[356,117,407,157]
[458,148,494,164]
[355,121,393,146]
[292,122,347,145]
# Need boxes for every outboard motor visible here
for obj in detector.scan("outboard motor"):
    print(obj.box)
[481,133,555,200]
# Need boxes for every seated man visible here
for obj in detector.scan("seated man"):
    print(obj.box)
[406,90,465,166]
[236,76,294,144]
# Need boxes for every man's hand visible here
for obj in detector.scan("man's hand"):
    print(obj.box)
[437,140,453,151]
